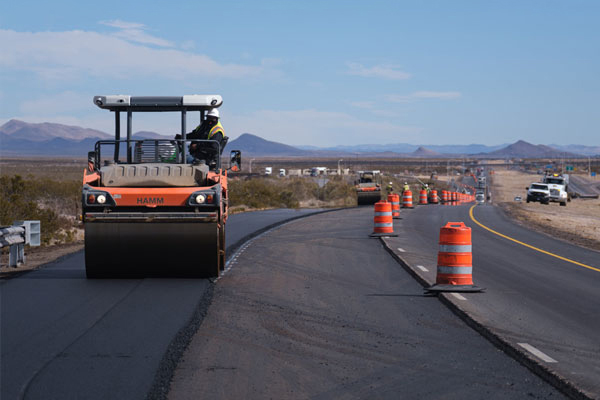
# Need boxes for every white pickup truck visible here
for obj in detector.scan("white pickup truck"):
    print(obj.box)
[526,183,550,205]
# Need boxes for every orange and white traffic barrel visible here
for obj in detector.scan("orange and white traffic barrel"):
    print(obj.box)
[388,194,401,219]
[430,190,439,204]
[427,222,483,292]
[419,190,428,205]
[441,190,449,204]
[402,190,414,209]
[369,201,398,237]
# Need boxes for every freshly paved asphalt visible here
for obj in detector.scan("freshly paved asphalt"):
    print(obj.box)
[0,208,325,400]
[168,207,564,399]
[383,201,600,398]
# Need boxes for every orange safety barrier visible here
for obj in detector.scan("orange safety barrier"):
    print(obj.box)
[429,190,439,204]
[369,201,398,237]
[402,190,414,209]
[427,222,482,292]
[388,194,401,219]
[419,189,428,205]
[451,192,457,201]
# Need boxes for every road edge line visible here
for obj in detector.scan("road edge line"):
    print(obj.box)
[378,236,594,400]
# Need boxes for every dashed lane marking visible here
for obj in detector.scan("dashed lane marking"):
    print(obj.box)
[397,248,406,252]
[517,343,558,363]
[451,293,467,301]
[469,205,599,273]
[416,265,429,272]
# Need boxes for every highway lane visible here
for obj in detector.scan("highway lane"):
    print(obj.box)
[169,207,564,399]
[569,175,600,197]
[0,208,326,400]
[384,202,600,398]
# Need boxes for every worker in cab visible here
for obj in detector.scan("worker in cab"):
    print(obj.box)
[177,108,227,165]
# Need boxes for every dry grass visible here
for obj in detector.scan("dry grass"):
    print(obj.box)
[491,169,600,251]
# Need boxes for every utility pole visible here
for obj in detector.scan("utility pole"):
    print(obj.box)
[249,158,256,174]
[338,159,343,175]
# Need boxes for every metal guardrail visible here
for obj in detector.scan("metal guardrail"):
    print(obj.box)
[0,221,41,268]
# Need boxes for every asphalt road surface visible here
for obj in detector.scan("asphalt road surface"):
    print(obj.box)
[569,175,600,197]
[168,207,564,399]
[0,208,326,400]
[383,202,600,398]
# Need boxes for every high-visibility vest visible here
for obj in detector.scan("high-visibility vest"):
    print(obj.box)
[208,121,225,140]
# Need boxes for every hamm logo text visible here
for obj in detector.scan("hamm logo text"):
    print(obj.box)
[137,197,164,205]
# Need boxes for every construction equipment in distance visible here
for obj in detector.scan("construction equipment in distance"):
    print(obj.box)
[82,95,241,278]
[355,170,382,205]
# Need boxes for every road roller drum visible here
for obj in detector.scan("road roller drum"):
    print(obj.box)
[85,221,219,278]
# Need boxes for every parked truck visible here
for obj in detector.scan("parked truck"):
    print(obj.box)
[542,173,569,206]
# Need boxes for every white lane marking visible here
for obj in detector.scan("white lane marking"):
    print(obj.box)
[416,265,428,272]
[517,343,558,363]
[397,248,406,252]
[451,293,467,301]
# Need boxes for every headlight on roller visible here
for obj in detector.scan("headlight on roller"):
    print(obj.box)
[195,194,206,204]
[189,191,216,205]
[97,194,106,204]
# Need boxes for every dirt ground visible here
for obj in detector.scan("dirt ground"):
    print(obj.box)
[491,170,600,251]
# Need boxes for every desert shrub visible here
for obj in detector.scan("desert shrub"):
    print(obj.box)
[229,176,356,209]
[229,178,303,209]
[0,175,80,245]
[315,176,357,205]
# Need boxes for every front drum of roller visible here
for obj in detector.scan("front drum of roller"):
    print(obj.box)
[84,222,219,278]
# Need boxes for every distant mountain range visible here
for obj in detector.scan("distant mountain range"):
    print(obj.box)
[484,140,580,158]
[0,119,597,158]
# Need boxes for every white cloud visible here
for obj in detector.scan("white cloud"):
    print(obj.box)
[100,20,145,30]
[181,40,195,50]
[386,91,461,103]
[227,109,422,147]
[0,28,266,81]
[349,101,375,109]
[347,63,411,80]
[100,19,175,47]
[19,91,91,115]
[412,91,461,99]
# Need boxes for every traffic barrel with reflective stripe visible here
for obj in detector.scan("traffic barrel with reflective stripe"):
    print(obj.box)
[419,189,428,205]
[430,190,439,204]
[388,194,401,219]
[451,192,457,201]
[402,190,414,209]
[441,190,449,204]
[369,201,398,237]
[427,222,483,292]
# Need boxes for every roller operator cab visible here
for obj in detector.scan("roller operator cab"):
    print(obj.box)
[82,95,241,278]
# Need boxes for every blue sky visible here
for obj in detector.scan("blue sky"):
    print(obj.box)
[1,0,599,147]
